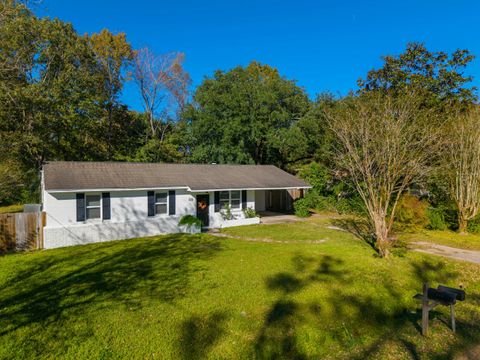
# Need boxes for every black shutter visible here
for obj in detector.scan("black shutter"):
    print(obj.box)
[148,191,155,217]
[169,190,176,215]
[242,190,247,209]
[102,192,111,220]
[76,193,85,222]
[214,191,220,212]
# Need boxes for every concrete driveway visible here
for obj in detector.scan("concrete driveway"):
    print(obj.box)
[258,211,302,225]
[411,241,480,264]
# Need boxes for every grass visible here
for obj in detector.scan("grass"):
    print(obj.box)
[399,229,480,251]
[0,217,479,359]
[0,204,23,214]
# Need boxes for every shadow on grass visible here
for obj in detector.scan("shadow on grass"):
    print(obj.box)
[0,234,223,357]
[179,311,227,360]
[331,217,376,250]
[256,252,480,359]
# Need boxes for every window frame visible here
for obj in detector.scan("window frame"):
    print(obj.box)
[230,190,241,210]
[154,191,169,216]
[85,193,102,221]
[219,190,242,211]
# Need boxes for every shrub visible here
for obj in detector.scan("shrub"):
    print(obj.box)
[178,215,202,229]
[243,207,257,218]
[467,215,480,234]
[221,204,233,220]
[426,207,448,231]
[394,194,429,230]
[294,197,311,217]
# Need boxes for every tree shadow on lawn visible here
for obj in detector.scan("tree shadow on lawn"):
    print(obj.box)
[331,217,376,250]
[0,234,223,356]
[178,311,227,360]
[255,253,480,359]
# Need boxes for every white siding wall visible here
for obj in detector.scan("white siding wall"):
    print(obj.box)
[43,188,260,249]
[43,189,196,249]
[208,190,256,228]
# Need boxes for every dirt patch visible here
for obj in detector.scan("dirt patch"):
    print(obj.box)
[208,231,326,244]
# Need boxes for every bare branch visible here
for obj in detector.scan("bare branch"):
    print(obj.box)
[133,48,190,138]
[325,92,440,257]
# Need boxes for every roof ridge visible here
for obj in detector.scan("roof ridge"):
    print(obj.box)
[44,161,276,166]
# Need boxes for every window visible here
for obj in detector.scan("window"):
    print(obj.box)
[86,194,101,220]
[155,192,168,215]
[230,191,241,209]
[219,191,230,210]
[219,191,241,210]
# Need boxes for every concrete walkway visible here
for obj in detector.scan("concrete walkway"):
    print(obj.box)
[411,241,480,264]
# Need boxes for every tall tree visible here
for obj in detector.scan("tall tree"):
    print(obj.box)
[89,29,134,156]
[443,107,480,233]
[183,61,310,165]
[0,1,148,204]
[325,92,439,257]
[358,42,477,105]
[133,48,190,139]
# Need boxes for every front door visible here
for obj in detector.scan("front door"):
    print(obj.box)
[196,194,210,227]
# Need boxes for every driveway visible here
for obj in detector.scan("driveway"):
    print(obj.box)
[258,211,303,225]
[411,241,480,264]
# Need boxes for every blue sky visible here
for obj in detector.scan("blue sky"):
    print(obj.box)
[35,0,480,111]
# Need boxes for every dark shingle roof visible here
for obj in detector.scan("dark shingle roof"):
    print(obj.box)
[43,162,310,191]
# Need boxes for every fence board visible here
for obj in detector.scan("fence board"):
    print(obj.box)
[0,212,44,253]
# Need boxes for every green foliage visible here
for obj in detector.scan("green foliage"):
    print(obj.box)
[467,215,480,234]
[298,162,332,193]
[394,194,429,231]
[0,160,25,205]
[221,204,233,220]
[183,61,310,165]
[178,215,202,229]
[296,162,364,216]
[294,197,311,217]
[358,42,477,105]
[426,207,448,231]
[0,204,23,214]
[0,1,150,204]
[243,207,257,219]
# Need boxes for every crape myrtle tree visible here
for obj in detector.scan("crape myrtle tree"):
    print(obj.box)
[182,61,310,166]
[325,92,440,257]
[353,42,478,237]
[443,107,480,234]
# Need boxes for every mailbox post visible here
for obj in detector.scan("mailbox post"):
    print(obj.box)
[414,282,465,336]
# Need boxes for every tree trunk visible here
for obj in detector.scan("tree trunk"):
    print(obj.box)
[373,214,391,257]
[458,213,468,234]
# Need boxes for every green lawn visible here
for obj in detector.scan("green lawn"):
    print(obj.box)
[1,218,479,359]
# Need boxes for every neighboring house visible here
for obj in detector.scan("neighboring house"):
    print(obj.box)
[41,162,311,249]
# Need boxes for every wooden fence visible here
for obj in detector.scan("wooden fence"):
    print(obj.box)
[0,212,45,253]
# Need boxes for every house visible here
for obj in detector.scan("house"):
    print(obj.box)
[41,162,311,249]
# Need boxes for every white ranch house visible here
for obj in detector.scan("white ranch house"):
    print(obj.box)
[41,162,310,249]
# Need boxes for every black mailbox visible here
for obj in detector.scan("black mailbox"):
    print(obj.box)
[414,282,466,335]
[437,285,466,301]
[427,288,457,305]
